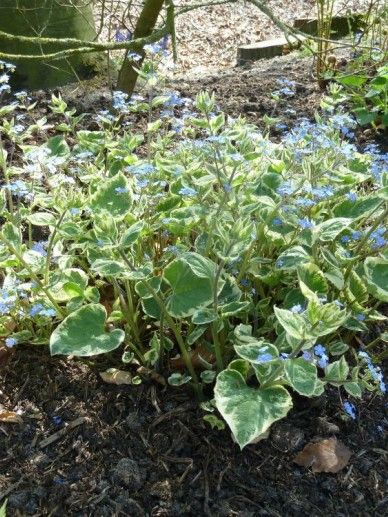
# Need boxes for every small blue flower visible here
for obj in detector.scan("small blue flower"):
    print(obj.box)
[115,187,129,194]
[272,217,282,226]
[5,337,17,348]
[69,208,80,216]
[290,304,303,314]
[356,313,366,321]
[343,400,356,419]
[29,303,44,317]
[347,192,357,202]
[314,344,326,357]
[302,351,313,362]
[280,352,289,360]
[240,278,250,287]
[298,218,314,230]
[277,181,294,196]
[179,187,197,196]
[256,353,273,363]
[52,415,63,426]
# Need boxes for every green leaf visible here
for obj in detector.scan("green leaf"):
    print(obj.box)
[315,218,351,241]
[337,75,367,87]
[228,359,251,379]
[329,341,349,356]
[345,271,368,304]
[50,268,88,302]
[50,304,125,356]
[91,259,128,277]
[120,221,145,247]
[90,173,132,216]
[214,369,292,449]
[0,500,7,517]
[234,341,278,364]
[276,246,310,269]
[27,212,57,226]
[47,135,69,157]
[324,357,349,385]
[220,300,250,317]
[274,306,306,339]
[364,257,388,302]
[324,267,344,290]
[164,253,216,318]
[344,382,362,398]
[307,301,347,337]
[168,372,192,386]
[333,197,382,219]
[192,308,218,324]
[284,358,318,396]
[353,107,377,126]
[203,414,225,430]
[298,262,328,298]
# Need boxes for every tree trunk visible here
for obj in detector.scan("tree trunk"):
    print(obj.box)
[118,0,165,95]
[0,0,102,90]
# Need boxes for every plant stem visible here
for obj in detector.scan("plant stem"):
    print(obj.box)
[0,233,65,317]
[118,250,202,395]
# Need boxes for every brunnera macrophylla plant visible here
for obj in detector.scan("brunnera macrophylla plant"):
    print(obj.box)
[0,55,387,449]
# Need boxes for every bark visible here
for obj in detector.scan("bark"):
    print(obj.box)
[0,0,101,90]
[118,0,165,95]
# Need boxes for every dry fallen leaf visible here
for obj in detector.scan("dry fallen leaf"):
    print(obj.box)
[294,437,352,473]
[0,410,23,424]
[100,368,132,385]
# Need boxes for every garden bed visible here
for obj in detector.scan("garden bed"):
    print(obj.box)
[0,50,387,516]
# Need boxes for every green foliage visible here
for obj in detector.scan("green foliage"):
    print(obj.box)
[0,57,386,448]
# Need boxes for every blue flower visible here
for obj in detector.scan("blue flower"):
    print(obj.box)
[69,208,80,216]
[302,351,313,361]
[298,218,314,229]
[347,192,357,202]
[256,353,273,363]
[5,337,17,348]
[179,187,197,196]
[114,29,132,42]
[52,415,63,426]
[343,400,356,419]
[31,241,47,257]
[356,313,366,321]
[277,181,294,196]
[295,197,315,207]
[29,303,44,317]
[272,217,282,226]
[240,278,250,287]
[280,352,289,360]
[351,230,362,241]
[115,186,129,194]
[127,51,142,62]
[290,304,303,314]
[314,344,326,356]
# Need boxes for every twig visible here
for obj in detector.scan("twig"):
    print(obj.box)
[39,416,87,449]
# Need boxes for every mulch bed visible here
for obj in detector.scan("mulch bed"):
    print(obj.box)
[0,346,387,516]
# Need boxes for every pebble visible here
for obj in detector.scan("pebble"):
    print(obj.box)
[110,458,142,490]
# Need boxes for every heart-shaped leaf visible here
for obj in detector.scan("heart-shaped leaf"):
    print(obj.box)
[50,304,125,356]
[214,369,292,449]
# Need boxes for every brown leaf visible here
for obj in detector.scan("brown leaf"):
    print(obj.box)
[0,411,23,424]
[100,368,132,385]
[294,438,352,473]
[137,366,166,386]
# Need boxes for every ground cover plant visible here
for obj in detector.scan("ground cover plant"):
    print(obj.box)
[0,50,387,451]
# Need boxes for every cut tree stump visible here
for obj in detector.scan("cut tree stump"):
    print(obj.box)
[237,36,306,65]
[293,15,365,38]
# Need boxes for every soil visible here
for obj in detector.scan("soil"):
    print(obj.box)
[1,53,387,516]
[0,346,386,516]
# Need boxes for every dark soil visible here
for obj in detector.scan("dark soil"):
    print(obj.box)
[0,347,387,516]
[1,54,387,516]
